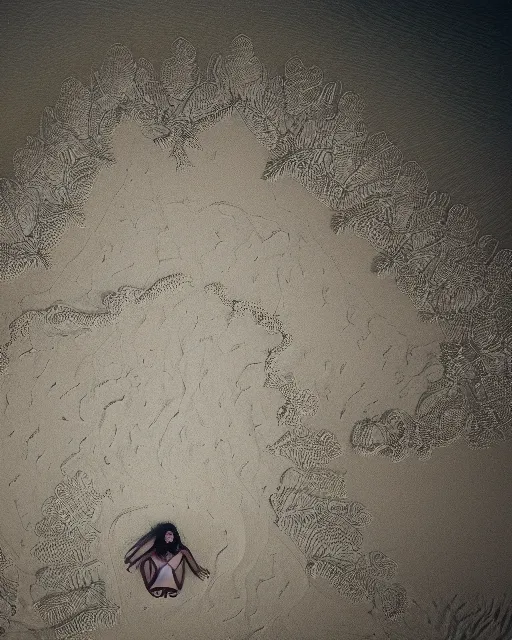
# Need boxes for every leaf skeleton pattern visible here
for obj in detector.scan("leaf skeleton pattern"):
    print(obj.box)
[34,561,99,593]
[36,604,119,640]
[0,544,19,632]
[31,472,119,639]
[34,580,111,627]
[267,427,343,469]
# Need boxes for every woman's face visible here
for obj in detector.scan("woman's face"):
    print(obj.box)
[164,530,174,543]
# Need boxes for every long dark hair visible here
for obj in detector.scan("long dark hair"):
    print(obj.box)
[148,522,182,558]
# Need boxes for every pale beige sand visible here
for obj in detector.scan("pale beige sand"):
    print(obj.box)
[1,115,511,640]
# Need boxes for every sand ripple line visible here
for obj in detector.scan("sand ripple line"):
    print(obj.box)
[0,273,192,376]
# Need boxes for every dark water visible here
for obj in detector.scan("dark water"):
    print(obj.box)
[1,0,510,241]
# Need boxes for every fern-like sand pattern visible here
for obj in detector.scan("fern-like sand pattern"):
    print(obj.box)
[0,544,19,635]
[206,283,406,619]
[0,36,509,461]
[31,472,119,640]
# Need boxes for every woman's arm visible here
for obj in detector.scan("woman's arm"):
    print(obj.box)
[124,535,156,572]
[180,546,210,580]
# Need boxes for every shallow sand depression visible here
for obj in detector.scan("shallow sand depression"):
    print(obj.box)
[0,36,511,640]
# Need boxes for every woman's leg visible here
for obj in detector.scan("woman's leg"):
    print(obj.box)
[169,553,186,589]
[140,557,158,592]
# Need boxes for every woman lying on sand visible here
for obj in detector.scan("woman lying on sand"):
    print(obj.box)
[124,522,210,598]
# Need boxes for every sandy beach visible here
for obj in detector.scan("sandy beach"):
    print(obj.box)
[0,11,511,640]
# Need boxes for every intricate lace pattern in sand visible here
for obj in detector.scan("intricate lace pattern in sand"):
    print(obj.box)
[0,36,510,462]
[207,283,406,620]
[31,473,118,639]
